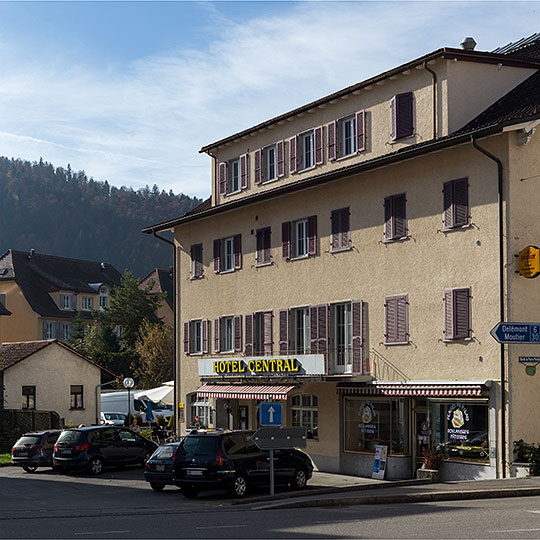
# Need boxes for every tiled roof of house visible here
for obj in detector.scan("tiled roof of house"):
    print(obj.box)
[140,268,174,310]
[0,250,122,319]
[183,197,211,217]
[493,33,540,60]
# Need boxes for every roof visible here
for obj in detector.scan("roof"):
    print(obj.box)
[0,339,115,376]
[0,250,122,319]
[140,268,173,310]
[493,32,540,59]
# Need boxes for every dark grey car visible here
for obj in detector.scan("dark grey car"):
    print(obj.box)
[11,430,62,472]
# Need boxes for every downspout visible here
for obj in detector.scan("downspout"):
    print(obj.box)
[423,61,437,139]
[471,135,506,478]
[152,230,177,435]
[206,149,218,206]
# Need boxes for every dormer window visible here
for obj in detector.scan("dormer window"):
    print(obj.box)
[60,294,74,310]
[99,286,109,309]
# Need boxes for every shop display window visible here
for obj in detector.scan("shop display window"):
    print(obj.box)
[430,401,489,462]
[344,397,408,455]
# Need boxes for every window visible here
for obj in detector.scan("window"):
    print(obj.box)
[340,115,356,156]
[299,130,314,170]
[291,394,318,439]
[70,385,83,409]
[263,145,276,182]
[254,142,284,184]
[22,386,35,409]
[289,129,323,173]
[282,216,317,260]
[385,295,408,344]
[443,178,469,229]
[184,319,209,355]
[221,316,234,352]
[189,393,210,428]
[214,315,242,353]
[245,311,273,356]
[190,243,203,279]
[256,227,272,266]
[391,92,414,140]
[328,111,365,161]
[99,287,108,309]
[331,303,352,373]
[384,193,407,241]
[218,155,248,196]
[114,325,123,338]
[81,297,93,311]
[213,235,242,273]
[61,322,72,341]
[291,308,310,354]
[190,320,202,354]
[444,288,471,340]
[60,294,73,310]
[331,208,351,252]
[344,398,409,455]
[43,321,55,339]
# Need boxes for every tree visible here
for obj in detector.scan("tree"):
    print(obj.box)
[134,320,174,388]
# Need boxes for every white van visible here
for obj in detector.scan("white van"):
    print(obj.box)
[100,391,173,421]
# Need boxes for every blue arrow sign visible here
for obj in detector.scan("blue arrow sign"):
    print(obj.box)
[260,402,283,426]
[490,323,540,344]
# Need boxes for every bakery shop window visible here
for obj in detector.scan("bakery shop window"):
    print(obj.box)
[344,397,409,455]
[430,401,489,462]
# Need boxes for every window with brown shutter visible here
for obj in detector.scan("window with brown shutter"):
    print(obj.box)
[256,227,272,266]
[331,208,351,252]
[391,92,414,140]
[444,288,471,340]
[384,193,407,241]
[384,295,409,344]
[190,243,203,279]
[443,178,470,229]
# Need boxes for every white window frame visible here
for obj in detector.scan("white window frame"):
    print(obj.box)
[81,296,93,311]
[228,159,240,194]
[114,325,123,338]
[60,294,73,310]
[99,287,108,310]
[190,320,202,354]
[338,114,356,157]
[262,144,277,183]
[221,236,235,272]
[290,307,310,354]
[298,130,314,171]
[189,393,210,428]
[43,321,55,339]
[221,316,234,352]
[331,303,352,373]
[61,322,71,340]
[292,219,308,259]
[290,394,318,439]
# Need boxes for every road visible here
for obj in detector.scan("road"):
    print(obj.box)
[2,466,540,539]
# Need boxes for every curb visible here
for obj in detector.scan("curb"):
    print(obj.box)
[251,486,540,510]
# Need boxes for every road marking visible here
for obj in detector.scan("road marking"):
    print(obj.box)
[490,528,540,533]
[316,519,361,524]
[527,510,540,514]
[196,525,247,530]
[74,531,131,536]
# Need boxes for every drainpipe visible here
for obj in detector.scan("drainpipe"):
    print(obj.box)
[94,380,117,425]
[206,149,218,206]
[423,62,437,139]
[470,135,506,478]
[152,230,177,435]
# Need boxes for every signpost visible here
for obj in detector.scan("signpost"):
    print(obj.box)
[253,426,307,495]
[490,323,540,344]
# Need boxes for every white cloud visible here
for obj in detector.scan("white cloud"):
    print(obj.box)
[0,2,538,199]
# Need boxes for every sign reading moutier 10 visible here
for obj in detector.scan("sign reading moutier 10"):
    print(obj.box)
[198,355,325,377]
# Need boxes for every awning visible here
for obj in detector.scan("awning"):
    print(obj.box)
[337,381,491,398]
[134,382,174,405]
[197,383,296,401]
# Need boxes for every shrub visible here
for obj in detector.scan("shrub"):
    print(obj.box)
[422,446,443,470]
[513,439,540,475]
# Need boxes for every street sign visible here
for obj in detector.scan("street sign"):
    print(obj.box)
[518,245,540,279]
[259,402,283,426]
[490,323,540,344]
[252,426,307,449]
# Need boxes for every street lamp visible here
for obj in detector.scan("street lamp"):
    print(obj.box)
[123,377,135,424]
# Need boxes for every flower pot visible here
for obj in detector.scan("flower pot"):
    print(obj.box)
[416,468,440,483]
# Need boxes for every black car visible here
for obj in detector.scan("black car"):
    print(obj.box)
[173,429,313,498]
[11,430,62,472]
[144,442,182,491]
[52,426,158,475]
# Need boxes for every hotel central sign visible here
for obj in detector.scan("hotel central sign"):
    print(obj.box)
[198,355,325,377]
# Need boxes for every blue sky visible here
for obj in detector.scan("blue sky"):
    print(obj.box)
[0,1,538,199]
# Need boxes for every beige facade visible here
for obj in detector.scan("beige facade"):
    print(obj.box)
[145,40,540,481]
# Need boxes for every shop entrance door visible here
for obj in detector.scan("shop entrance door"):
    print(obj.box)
[413,405,431,472]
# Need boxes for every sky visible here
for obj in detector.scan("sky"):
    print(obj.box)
[0,1,538,199]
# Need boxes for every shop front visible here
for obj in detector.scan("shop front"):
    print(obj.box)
[338,381,496,481]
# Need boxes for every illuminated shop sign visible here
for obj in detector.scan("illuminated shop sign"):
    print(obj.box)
[446,402,470,441]
[358,400,377,435]
[198,355,325,377]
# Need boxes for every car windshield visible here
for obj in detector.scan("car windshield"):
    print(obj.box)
[178,436,220,457]
[105,413,125,420]
[151,445,177,460]
[16,436,41,446]
[56,431,85,444]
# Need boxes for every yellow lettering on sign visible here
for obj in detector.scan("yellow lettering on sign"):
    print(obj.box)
[519,245,540,279]
[262,360,269,372]
[276,359,284,372]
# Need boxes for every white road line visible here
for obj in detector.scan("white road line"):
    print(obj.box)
[196,525,247,530]
[316,519,361,524]
[490,528,540,533]
[74,531,131,536]
[527,510,540,514]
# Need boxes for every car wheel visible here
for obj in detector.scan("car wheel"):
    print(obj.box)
[182,485,200,498]
[21,464,38,473]
[88,457,104,475]
[230,474,248,498]
[150,482,166,492]
[290,468,308,490]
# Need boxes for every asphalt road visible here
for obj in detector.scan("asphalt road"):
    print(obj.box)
[2,466,540,539]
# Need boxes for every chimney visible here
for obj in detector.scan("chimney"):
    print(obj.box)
[28,248,35,260]
[100,262,105,271]
[461,37,477,51]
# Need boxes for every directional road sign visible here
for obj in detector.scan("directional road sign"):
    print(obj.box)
[490,322,540,344]
[259,402,283,426]
[252,426,307,450]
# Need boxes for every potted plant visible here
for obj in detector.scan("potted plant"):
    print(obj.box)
[416,446,443,482]
[512,439,540,477]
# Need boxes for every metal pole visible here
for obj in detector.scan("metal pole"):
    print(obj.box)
[269,448,274,496]
[128,388,131,423]
[94,380,117,425]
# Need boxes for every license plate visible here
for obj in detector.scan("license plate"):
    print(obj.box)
[60,449,71,456]
[187,470,203,476]
[156,464,165,471]
[17,452,28,457]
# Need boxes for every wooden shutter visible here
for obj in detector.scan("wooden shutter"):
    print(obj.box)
[309,306,319,353]
[254,149,262,184]
[202,319,209,354]
[331,209,340,251]
[277,140,285,177]
[352,300,363,373]
[279,309,289,355]
[314,126,324,165]
[444,289,454,339]
[256,229,263,265]
[327,121,337,161]
[390,96,397,141]
[213,239,221,273]
[263,228,271,264]
[384,196,393,240]
[245,314,253,356]
[307,215,317,256]
[393,193,407,239]
[184,322,189,354]
[453,178,469,227]
[317,305,328,360]
[219,162,227,195]
[240,153,248,189]
[443,181,454,229]
[234,315,242,351]
[385,296,397,343]
[214,318,220,353]
[263,311,273,356]
[454,288,471,339]
[343,208,351,249]
[233,234,242,270]
[396,295,408,343]
[356,110,365,152]
[282,221,291,260]
[331,208,349,251]
[395,92,414,139]
[70,295,76,310]
[289,136,297,174]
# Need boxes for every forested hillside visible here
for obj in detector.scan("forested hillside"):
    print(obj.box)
[0,157,202,277]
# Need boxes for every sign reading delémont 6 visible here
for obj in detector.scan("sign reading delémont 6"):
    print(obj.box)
[518,245,540,279]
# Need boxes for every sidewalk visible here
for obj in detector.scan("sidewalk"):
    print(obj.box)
[242,471,540,509]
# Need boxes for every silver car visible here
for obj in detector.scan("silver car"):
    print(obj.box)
[100,412,127,426]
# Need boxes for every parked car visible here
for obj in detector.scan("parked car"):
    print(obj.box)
[144,442,182,491]
[11,430,62,472]
[173,429,313,498]
[52,426,158,475]
[100,412,127,426]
